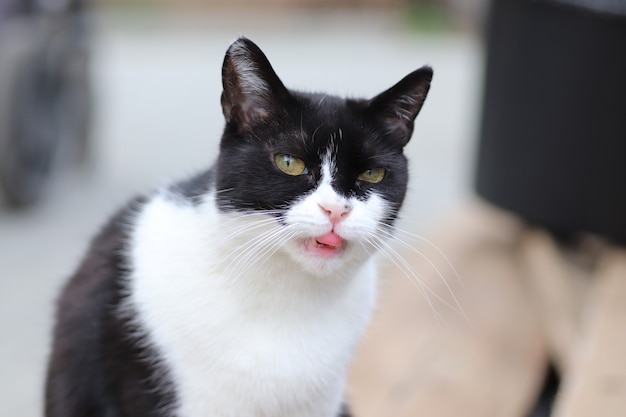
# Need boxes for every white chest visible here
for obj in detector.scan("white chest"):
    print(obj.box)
[126,196,378,417]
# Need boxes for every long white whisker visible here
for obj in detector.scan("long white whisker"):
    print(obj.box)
[229,228,298,284]
[212,224,281,273]
[374,236,461,325]
[223,225,288,278]
[378,227,470,325]
[390,225,465,288]
[223,219,301,284]
[235,226,294,274]
[261,228,300,261]
[213,222,275,266]
[365,236,445,326]
[219,211,283,228]
[217,217,279,247]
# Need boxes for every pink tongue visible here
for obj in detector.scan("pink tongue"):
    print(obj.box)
[316,232,343,247]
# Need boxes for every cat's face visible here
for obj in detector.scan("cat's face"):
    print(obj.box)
[215,38,432,276]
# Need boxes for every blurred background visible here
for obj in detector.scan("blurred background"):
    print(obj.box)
[1,0,625,416]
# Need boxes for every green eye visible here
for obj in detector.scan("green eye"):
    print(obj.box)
[358,168,385,184]
[274,154,308,176]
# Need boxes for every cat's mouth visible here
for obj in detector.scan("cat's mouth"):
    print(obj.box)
[303,232,346,258]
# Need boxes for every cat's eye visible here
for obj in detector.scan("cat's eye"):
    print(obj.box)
[274,154,308,176]
[357,168,386,184]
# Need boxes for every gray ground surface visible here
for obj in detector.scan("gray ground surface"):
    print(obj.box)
[0,11,480,416]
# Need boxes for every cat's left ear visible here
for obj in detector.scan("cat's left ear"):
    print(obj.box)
[221,37,291,133]
[367,66,433,147]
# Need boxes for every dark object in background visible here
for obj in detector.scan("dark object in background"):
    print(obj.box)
[475,0,626,246]
[0,0,92,208]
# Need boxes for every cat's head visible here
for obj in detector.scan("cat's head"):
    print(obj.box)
[215,37,432,276]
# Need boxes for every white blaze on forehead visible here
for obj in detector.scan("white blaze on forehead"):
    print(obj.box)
[319,128,347,185]
[314,147,355,215]
[317,154,342,206]
[320,144,337,186]
[321,156,333,186]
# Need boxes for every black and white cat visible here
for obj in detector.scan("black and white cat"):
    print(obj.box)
[45,37,432,417]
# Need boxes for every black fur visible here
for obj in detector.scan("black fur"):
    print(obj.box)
[169,168,215,205]
[45,37,432,417]
[216,37,432,226]
[45,197,177,417]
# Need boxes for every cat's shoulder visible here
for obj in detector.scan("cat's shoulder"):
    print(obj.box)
[89,194,149,255]
[89,167,215,249]
[59,194,148,300]
[68,167,215,276]
[166,168,215,206]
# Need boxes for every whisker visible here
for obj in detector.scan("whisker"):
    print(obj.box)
[222,225,287,278]
[388,224,465,288]
[365,236,445,327]
[222,222,300,282]
[211,220,280,271]
[230,228,298,285]
[377,227,470,325]
[232,227,292,276]
[374,236,460,324]
[217,217,279,245]
[219,210,283,226]
[261,228,300,261]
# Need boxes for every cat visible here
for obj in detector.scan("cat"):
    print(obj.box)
[45,37,432,417]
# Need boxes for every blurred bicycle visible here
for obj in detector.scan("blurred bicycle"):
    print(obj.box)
[0,0,92,208]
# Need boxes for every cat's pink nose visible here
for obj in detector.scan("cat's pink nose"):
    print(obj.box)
[319,202,351,224]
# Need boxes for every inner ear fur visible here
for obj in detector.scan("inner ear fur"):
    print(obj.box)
[221,37,291,133]
[368,66,433,146]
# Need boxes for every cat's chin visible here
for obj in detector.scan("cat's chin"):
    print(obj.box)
[283,234,366,278]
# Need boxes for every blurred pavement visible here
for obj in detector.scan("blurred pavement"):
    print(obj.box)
[0,11,480,417]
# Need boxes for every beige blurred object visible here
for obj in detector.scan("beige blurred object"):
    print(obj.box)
[348,200,626,416]
[520,230,586,374]
[348,201,548,417]
[553,248,626,417]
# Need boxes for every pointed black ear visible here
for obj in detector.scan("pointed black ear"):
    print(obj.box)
[221,37,290,133]
[368,66,433,146]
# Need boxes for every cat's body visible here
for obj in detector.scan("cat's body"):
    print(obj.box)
[45,38,432,417]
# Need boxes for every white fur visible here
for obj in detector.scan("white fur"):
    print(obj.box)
[125,161,389,417]
[228,41,270,97]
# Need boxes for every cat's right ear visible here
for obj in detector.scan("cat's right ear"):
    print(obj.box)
[221,37,290,133]
[367,66,433,147]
